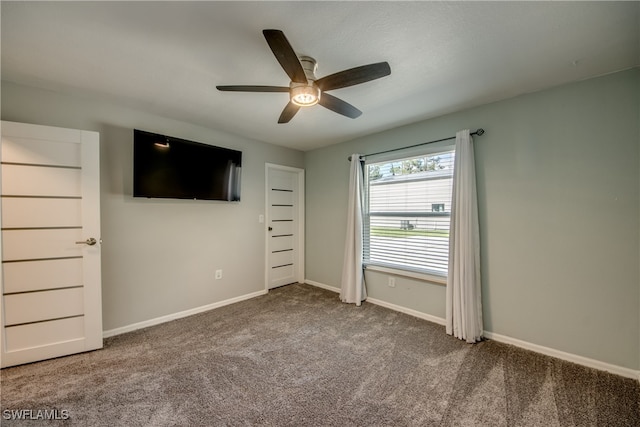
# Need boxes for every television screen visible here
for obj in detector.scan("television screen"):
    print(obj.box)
[133,129,242,201]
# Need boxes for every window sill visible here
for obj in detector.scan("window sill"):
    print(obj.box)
[364,264,447,285]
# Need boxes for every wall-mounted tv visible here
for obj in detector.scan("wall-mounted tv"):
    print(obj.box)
[133,129,242,201]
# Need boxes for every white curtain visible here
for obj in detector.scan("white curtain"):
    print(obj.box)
[446,130,483,343]
[340,154,367,306]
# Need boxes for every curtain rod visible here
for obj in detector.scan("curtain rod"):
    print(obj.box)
[348,128,485,161]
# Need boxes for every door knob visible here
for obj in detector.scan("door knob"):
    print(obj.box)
[76,237,98,246]
[268,227,273,231]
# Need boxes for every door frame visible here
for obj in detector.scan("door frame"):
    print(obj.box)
[264,163,305,291]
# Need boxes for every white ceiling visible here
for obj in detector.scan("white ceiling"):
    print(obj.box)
[2,1,638,151]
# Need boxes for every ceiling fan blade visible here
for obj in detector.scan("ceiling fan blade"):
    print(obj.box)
[278,102,301,123]
[316,62,391,91]
[216,85,289,93]
[263,29,307,84]
[318,93,362,119]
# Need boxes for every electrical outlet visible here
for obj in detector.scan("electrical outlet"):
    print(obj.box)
[215,270,223,280]
[388,277,396,288]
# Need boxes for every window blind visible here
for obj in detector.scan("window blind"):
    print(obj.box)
[364,150,455,276]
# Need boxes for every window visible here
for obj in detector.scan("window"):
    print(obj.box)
[363,149,455,277]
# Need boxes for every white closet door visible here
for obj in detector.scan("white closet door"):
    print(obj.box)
[1,121,102,368]
[266,165,304,289]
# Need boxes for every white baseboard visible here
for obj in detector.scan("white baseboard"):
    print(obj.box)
[304,279,340,293]
[483,331,639,380]
[305,279,446,326]
[304,279,640,381]
[365,297,447,326]
[103,289,268,338]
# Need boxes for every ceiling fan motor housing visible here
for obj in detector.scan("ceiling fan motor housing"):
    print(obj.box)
[298,56,318,80]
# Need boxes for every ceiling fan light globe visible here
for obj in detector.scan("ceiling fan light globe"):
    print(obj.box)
[290,84,320,107]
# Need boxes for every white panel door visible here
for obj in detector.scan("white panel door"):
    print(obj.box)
[0,121,102,368]
[266,165,304,289]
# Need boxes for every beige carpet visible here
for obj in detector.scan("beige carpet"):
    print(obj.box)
[1,283,638,426]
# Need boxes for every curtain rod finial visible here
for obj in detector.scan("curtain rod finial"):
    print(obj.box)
[476,128,485,136]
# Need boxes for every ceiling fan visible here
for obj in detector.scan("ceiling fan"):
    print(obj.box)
[216,29,391,123]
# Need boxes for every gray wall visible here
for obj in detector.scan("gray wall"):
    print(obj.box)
[1,81,304,331]
[305,68,640,370]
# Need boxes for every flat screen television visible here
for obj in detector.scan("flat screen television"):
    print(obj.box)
[133,129,242,201]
